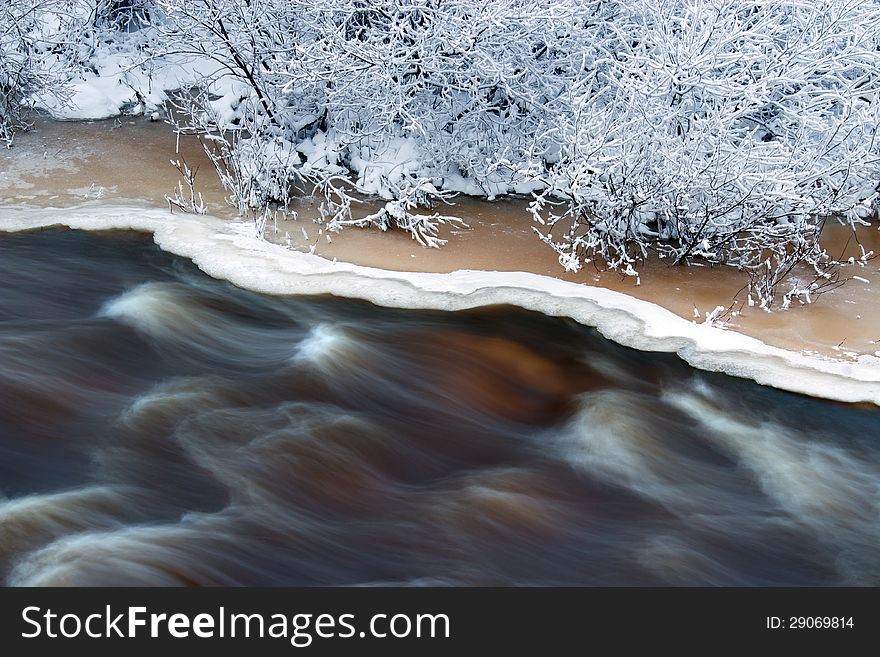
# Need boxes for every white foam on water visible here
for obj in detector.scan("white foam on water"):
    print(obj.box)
[99,281,202,337]
[0,486,134,564]
[100,280,305,368]
[559,392,667,494]
[666,391,880,527]
[3,203,880,405]
[556,389,751,514]
[293,323,355,370]
[122,379,220,425]
[6,516,233,586]
[665,389,880,582]
[0,486,129,528]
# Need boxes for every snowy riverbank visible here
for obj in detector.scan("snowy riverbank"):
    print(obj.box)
[2,203,879,406]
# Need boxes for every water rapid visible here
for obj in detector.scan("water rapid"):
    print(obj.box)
[1,229,877,586]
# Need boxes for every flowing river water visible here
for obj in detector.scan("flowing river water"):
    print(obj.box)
[1,228,878,586]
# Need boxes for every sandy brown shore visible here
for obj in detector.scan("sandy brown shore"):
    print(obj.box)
[3,117,879,361]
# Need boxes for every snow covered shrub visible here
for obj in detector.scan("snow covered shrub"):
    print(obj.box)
[0,4,32,144]
[152,0,880,302]
[0,0,145,144]
[528,0,880,306]
[13,0,879,306]
[155,0,579,244]
[93,0,153,32]
[0,1,81,145]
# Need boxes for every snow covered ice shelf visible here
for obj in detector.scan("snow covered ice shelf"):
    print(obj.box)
[1,203,878,406]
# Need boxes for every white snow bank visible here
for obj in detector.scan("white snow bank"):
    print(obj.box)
[33,50,224,121]
[2,203,879,406]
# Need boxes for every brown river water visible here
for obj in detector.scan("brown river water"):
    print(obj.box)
[0,228,878,585]
[0,119,878,586]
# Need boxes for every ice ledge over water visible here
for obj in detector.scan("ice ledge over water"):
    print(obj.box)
[3,202,879,406]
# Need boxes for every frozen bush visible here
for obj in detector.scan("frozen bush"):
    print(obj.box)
[11,0,880,305]
[527,1,880,305]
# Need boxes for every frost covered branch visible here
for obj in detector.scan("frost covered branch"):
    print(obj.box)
[0,1,80,144]
[8,0,880,307]
[164,156,207,214]
[524,0,880,306]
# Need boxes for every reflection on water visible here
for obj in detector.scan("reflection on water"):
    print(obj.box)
[0,229,878,586]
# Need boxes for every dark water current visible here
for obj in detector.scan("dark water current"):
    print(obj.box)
[1,229,878,586]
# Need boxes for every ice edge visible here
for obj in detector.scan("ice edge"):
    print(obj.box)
[3,203,878,406]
